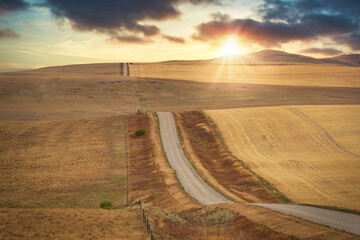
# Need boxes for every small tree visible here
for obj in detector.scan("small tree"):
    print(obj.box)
[134,129,146,136]
[136,109,143,114]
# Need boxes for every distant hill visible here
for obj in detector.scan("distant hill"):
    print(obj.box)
[322,54,360,67]
[212,50,320,64]
[212,50,360,67]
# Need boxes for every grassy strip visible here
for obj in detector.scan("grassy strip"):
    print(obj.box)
[172,112,236,203]
[203,111,291,203]
[300,204,360,216]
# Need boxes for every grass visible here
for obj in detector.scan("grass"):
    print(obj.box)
[99,201,118,210]
[0,115,127,208]
[0,208,147,239]
[141,204,300,240]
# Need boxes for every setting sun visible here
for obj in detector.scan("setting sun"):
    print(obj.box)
[218,37,245,56]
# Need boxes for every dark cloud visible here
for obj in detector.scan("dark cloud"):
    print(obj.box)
[193,0,360,50]
[192,13,357,47]
[335,32,360,50]
[0,28,20,39]
[162,34,185,44]
[43,0,219,43]
[258,0,360,23]
[300,47,343,56]
[256,0,360,50]
[0,0,29,14]
[0,19,9,25]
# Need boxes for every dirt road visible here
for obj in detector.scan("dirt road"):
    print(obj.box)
[157,112,232,204]
[120,63,129,76]
[253,203,360,235]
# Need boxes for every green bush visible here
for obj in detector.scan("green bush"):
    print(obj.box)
[134,129,146,136]
[100,201,117,210]
[137,109,143,114]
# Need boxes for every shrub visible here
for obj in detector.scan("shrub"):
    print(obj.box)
[255,224,267,232]
[100,201,117,210]
[137,109,143,114]
[134,129,146,136]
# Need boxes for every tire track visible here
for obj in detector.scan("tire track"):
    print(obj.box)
[288,107,360,157]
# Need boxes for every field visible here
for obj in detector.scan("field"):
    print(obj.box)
[1,60,359,239]
[0,66,140,121]
[0,115,127,208]
[1,62,360,121]
[0,208,147,239]
[206,105,360,210]
[130,61,360,87]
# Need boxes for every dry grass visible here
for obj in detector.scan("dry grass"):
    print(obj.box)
[2,63,360,121]
[0,208,147,239]
[130,61,360,87]
[0,68,140,121]
[128,113,200,211]
[0,115,127,208]
[206,105,360,210]
[141,204,300,240]
[174,110,282,203]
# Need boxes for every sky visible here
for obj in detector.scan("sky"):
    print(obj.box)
[0,0,359,71]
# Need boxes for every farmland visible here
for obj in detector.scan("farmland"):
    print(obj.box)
[0,115,127,208]
[0,59,359,239]
[130,61,360,87]
[1,62,360,121]
[206,105,360,210]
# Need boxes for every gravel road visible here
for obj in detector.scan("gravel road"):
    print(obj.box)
[157,112,232,204]
[253,203,360,235]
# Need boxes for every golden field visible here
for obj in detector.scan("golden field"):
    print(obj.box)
[206,105,360,210]
[130,61,360,87]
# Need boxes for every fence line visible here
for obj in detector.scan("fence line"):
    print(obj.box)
[135,200,157,240]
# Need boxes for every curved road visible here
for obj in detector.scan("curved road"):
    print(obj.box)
[253,203,360,236]
[157,112,360,235]
[157,112,232,204]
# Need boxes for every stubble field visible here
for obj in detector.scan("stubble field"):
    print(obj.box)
[206,105,360,210]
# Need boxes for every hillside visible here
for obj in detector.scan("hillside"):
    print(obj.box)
[323,54,360,67]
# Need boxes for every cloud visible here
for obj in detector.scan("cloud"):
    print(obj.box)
[300,47,343,56]
[192,12,357,47]
[255,0,360,50]
[258,0,360,23]
[0,28,20,39]
[335,32,360,50]
[43,0,219,43]
[192,0,360,50]
[0,0,29,14]
[162,34,185,44]
[0,19,9,25]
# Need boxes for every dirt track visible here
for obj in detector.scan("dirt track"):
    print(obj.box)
[157,112,232,204]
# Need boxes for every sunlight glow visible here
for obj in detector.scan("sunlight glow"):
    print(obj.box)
[218,37,245,56]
